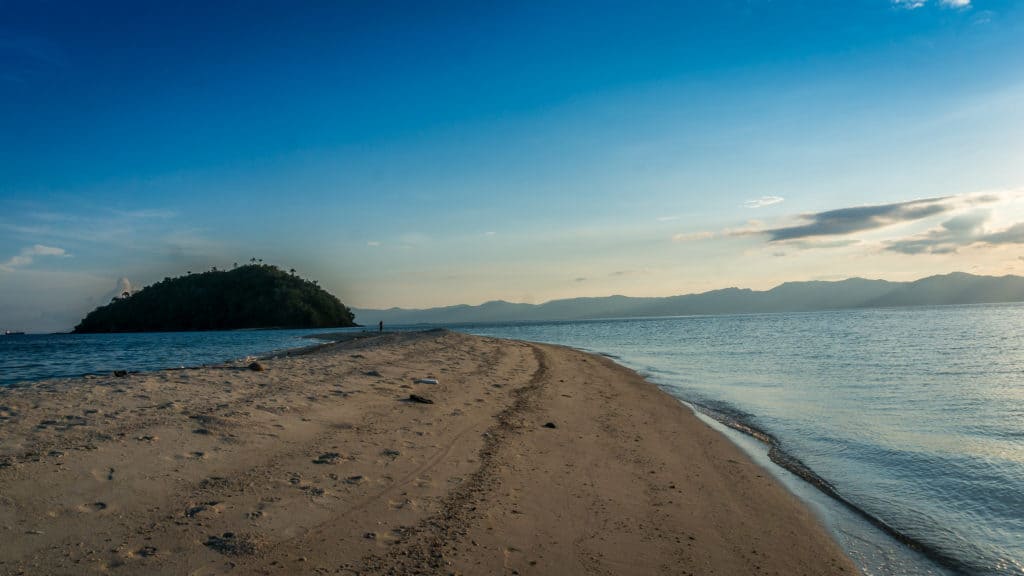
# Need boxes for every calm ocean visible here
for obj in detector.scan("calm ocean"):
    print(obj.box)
[2,305,1022,575]
[461,304,1024,576]
[0,327,367,386]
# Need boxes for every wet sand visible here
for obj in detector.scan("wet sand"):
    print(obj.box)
[0,330,857,575]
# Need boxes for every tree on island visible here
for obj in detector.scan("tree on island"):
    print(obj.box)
[74,264,357,333]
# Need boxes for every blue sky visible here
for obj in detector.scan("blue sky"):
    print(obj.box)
[2,0,1024,331]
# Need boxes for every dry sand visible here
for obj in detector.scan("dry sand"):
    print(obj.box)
[0,330,857,575]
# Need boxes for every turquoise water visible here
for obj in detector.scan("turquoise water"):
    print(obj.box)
[0,327,365,386]
[461,304,1024,576]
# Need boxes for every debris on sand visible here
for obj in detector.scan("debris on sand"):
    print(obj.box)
[204,532,261,556]
[248,361,265,372]
[313,452,342,465]
[413,377,438,385]
[407,394,434,404]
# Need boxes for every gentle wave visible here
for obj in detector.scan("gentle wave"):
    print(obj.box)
[681,397,972,575]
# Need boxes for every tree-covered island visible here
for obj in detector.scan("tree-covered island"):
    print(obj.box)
[73,264,356,333]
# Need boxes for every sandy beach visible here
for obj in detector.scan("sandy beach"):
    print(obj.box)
[0,330,857,575]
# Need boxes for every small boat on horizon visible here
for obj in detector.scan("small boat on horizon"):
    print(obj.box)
[3,330,26,336]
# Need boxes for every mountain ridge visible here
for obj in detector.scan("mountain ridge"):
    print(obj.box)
[354,272,1024,325]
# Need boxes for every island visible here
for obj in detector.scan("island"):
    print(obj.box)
[73,264,356,333]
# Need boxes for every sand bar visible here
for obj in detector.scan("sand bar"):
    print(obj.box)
[0,330,857,575]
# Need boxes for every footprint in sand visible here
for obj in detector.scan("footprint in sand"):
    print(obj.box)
[313,452,343,465]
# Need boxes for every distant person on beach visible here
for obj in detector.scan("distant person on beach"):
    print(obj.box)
[379,320,383,333]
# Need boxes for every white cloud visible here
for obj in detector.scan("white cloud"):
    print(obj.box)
[672,231,715,243]
[893,0,970,9]
[744,196,785,208]
[110,208,177,219]
[484,231,496,236]
[656,216,680,222]
[103,277,135,301]
[366,241,381,247]
[28,245,66,256]
[1,244,70,271]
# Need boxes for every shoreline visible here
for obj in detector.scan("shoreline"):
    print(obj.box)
[548,341,959,575]
[680,398,964,574]
[0,330,857,574]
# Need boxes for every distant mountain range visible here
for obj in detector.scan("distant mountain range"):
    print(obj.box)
[353,272,1024,325]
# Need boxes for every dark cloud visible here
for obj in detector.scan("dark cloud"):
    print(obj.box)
[887,237,959,254]
[966,194,1002,205]
[980,223,1024,245]
[886,211,1024,254]
[765,197,951,242]
[941,211,988,234]
[886,211,988,254]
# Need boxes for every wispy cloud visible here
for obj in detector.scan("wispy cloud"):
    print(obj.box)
[763,197,951,241]
[366,240,381,247]
[398,233,430,248]
[0,33,68,88]
[672,231,715,242]
[110,208,178,219]
[0,206,181,245]
[743,196,784,209]
[981,223,1024,245]
[893,0,970,9]
[1,244,70,271]
[0,33,68,70]
[886,211,988,254]
[656,215,680,222]
[886,210,1024,254]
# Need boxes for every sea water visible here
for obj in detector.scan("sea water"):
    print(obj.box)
[461,304,1024,576]
[2,306,1022,575]
[0,327,365,386]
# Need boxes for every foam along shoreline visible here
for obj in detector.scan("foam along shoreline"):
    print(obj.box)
[0,330,857,575]
[681,399,967,575]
